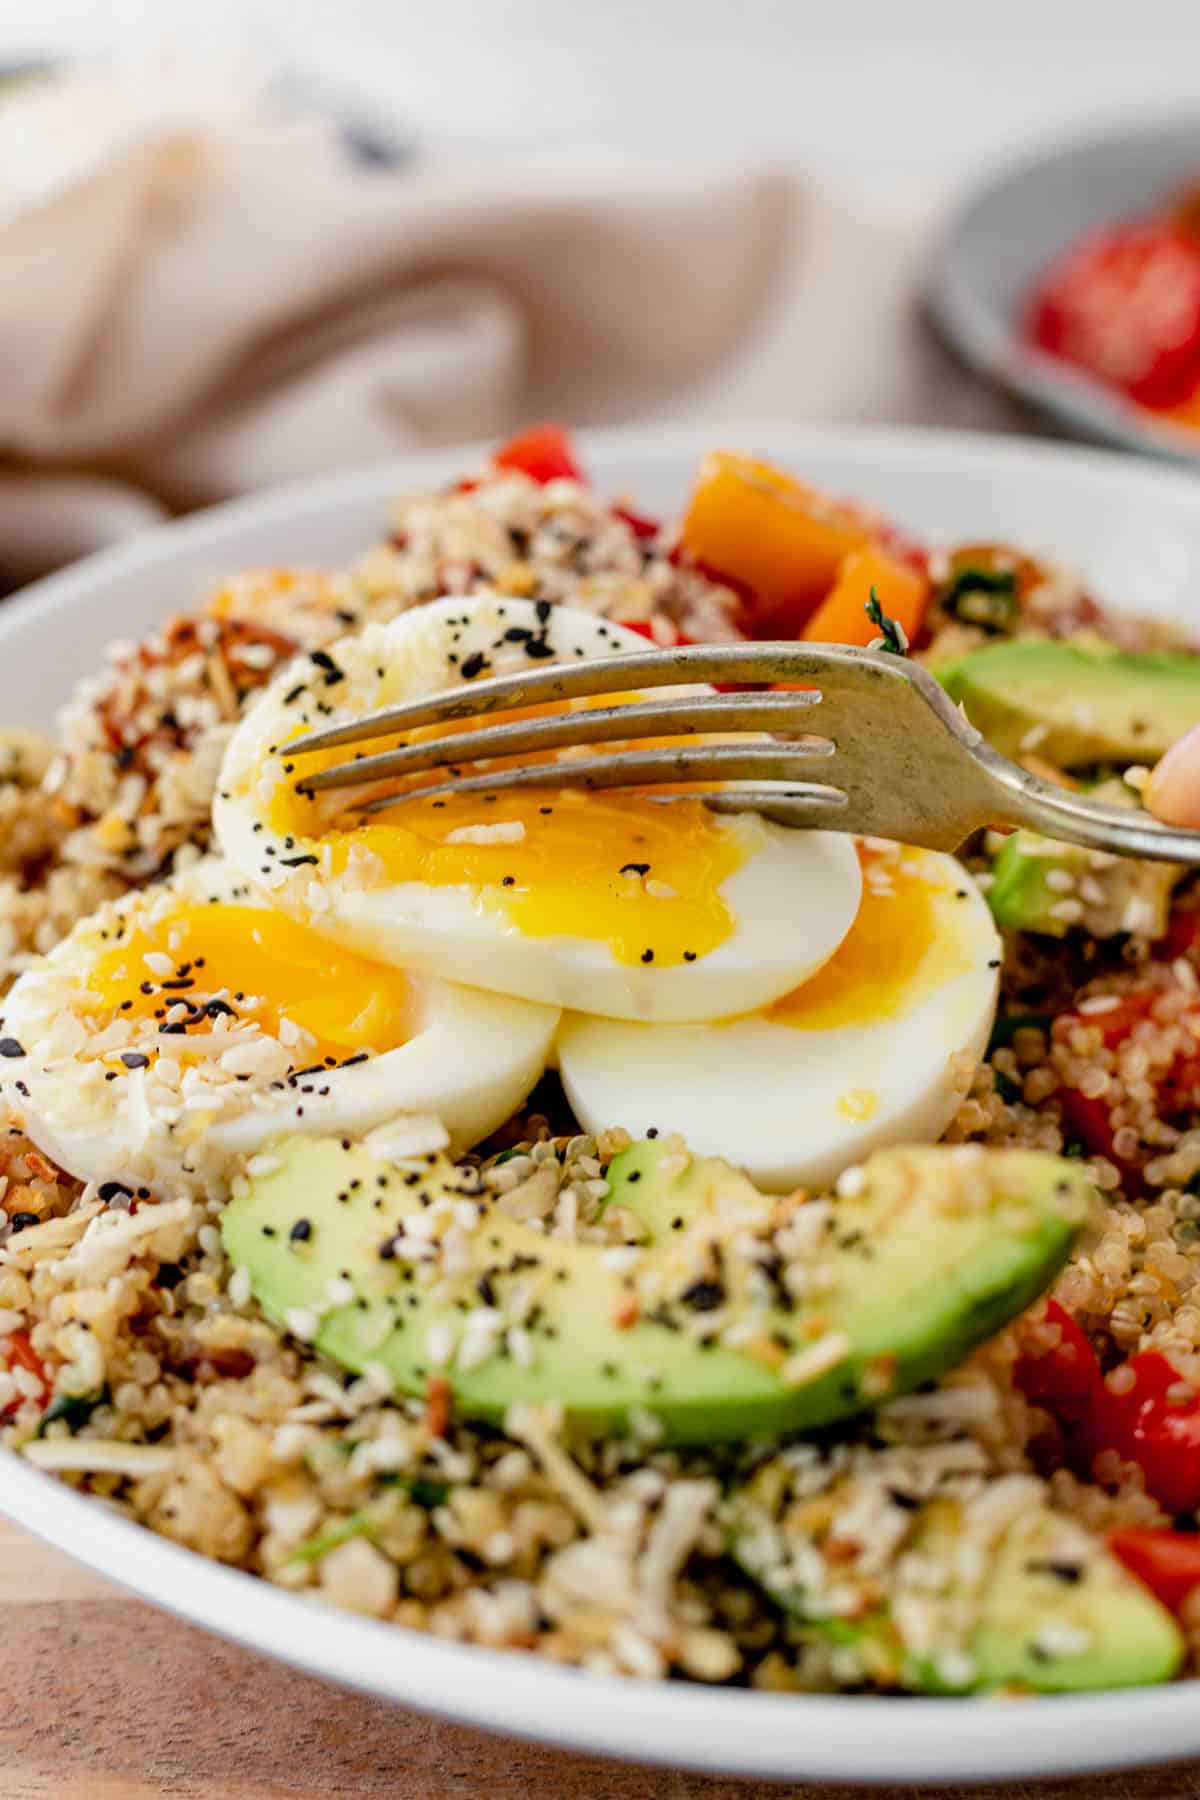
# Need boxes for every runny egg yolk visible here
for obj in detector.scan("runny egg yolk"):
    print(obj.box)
[269,716,755,967]
[767,846,966,1030]
[83,904,414,1066]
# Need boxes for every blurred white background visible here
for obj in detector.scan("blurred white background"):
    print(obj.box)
[1,0,1197,203]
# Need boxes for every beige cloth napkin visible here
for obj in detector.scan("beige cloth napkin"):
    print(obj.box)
[0,103,1024,589]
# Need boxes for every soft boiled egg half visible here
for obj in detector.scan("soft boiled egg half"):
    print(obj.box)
[557,841,1001,1192]
[213,595,864,1024]
[0,859,558,1196]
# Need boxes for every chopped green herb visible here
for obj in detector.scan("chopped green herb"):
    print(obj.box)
[287,1510,376,1565]
[865,588,908,656]
[940,565,1019,635]
[378,1471,450,1508]
[36,1387,109,1437]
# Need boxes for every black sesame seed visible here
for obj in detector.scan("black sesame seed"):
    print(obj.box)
[680,1278,725,1312]
[289,1218,313,1244]
[119,1051,150,1070]
[0,1037,25,1058]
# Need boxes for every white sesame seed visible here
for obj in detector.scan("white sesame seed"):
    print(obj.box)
[780,1331,852,1388]
[1032,1622,1092,1658]
[599,1245,642,1273]
[425,1323,457,1368]
[445,821,526,845]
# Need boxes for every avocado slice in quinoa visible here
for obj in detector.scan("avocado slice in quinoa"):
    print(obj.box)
[735,1494,1182,1694]
[936,639,1200,769]
[221,1136,1089,1445]
[989,790,1183,941]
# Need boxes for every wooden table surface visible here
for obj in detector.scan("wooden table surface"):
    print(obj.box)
[0,1516,1196,1800]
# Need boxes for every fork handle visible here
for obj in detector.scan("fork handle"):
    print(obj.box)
[988,757,1200,865]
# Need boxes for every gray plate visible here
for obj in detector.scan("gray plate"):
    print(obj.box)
[928,116,1200,463]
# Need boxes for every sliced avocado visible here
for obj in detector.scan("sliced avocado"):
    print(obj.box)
[735,1493,1182,1694]
[602,1137,728,1239]
[937,639,1200,768]
[989,821,1182,940]
[222,1137,1089,1445]
[971,1509,1183,1692]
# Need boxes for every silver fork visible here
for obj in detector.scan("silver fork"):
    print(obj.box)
[283,642,1200,864]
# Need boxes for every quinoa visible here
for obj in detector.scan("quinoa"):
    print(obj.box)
[1,450,1199,1694]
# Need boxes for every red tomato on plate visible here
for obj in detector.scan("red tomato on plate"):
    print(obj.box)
[1028,222,1200,410]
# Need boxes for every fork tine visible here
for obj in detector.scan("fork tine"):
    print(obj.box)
[283,647,757,755]
[282,642,882,756]
[298,690,826,794]
[353,743,837,815]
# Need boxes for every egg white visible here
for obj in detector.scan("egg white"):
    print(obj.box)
[0,860,559,1197]
[213,595,863,1023]
[557,846,1001,1192]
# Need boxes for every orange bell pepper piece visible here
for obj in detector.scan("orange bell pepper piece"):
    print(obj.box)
[680,452,871,635]
[801,545,929,649]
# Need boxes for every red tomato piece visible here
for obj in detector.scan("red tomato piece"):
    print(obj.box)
[1099,1351,1200,1516]
[1109,1527,1200,1613]
[492,425,583,485]
[1016,1306,1200,1514]
[1014,1298,1106,1427]
[1029,222,1200,410]
[1155,908,1200,963]
[1055,1088,1144,1194]
[1054,990,1158,1051]
[1,1330,47,1419]
[612,505,660,541]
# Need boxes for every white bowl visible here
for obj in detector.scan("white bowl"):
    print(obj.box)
[2,424,1200,1786]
